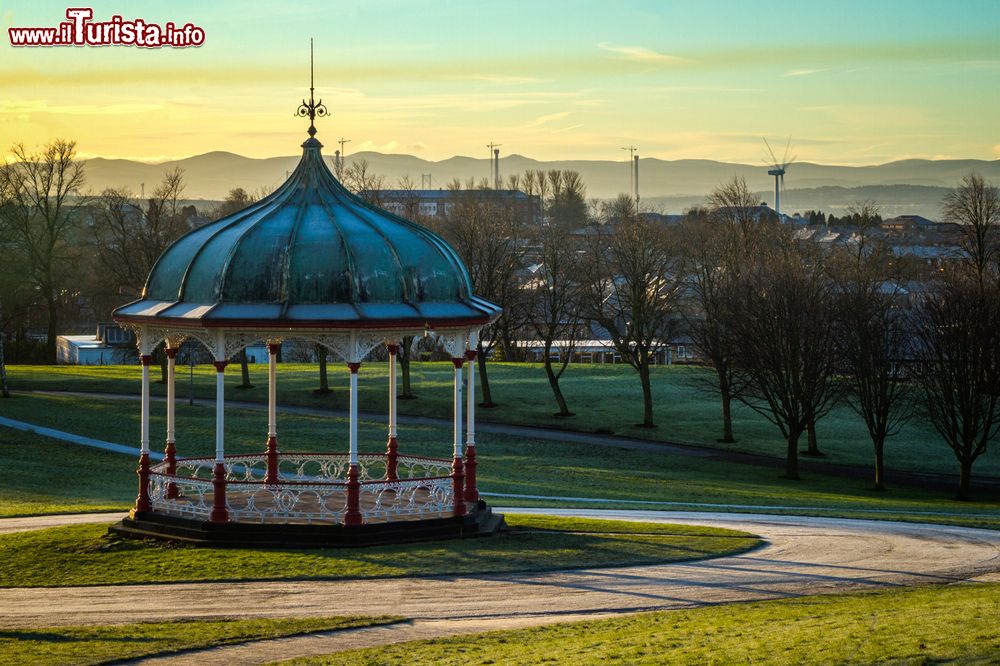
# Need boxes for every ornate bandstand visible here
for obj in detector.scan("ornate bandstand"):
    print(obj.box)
[110,74,505,547]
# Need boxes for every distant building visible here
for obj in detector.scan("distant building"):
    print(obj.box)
[376,189,543,224]
[56,323,135,365]
[881,215,937,233]
[640,212,685,226]
[519,337,698,365]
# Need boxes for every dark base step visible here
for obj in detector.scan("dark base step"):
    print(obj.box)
[108,501,507,549]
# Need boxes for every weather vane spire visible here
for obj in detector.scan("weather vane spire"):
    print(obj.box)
[296,38,328,138]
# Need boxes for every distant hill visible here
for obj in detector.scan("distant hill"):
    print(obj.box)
[644,185,957,221]
[80,151,1000,219]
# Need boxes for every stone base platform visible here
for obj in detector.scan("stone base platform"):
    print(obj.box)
[109,501,506,548]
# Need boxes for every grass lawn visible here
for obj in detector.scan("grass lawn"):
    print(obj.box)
[280,583,1000,665]
[8,362,996,478]
[2,393,1000,528]
[0,430,134,517]
[0,615,401,666]
[0,515,759,588]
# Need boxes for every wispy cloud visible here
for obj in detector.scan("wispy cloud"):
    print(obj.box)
[785,68,827,77]
[551,123,583,134]
[355,139,404,153]
[0,99,163,115]
[445,74,547,84]
[527,111,571,127]
[597,42,689,64]
[649,85,760,93]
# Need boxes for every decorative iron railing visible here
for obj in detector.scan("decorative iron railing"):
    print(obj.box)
[148,452,456,525]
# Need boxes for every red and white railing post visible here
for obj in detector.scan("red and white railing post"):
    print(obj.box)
[265,341,280,484]
[385,343,399,481]
[164,346,178,499]
[450,355,466,517]
[134,351,153,514]
[210,334,229,524]
[344,361,363,526]
[464,346,479,504]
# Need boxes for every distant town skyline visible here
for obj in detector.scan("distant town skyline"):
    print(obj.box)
[2,0,998,165]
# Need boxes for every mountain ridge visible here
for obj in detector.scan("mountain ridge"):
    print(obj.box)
[77,151,1000,219]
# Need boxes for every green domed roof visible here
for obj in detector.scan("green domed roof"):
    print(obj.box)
[113,138,499,329]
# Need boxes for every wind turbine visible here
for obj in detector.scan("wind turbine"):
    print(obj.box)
[763,137,795,220]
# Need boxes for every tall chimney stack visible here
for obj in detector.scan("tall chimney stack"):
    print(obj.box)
[493,148,500,190]
[633,154,640,208]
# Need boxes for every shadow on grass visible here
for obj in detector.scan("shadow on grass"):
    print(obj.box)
[0,630,157,644]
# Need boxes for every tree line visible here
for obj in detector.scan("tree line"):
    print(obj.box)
[422,172,1000,500]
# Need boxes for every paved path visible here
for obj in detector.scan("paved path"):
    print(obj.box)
[2,509,1000,664]
[0,512,125,535]
[23,389,1000,492]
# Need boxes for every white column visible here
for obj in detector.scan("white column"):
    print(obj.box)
[349,364,359,465]
[453,360,463,460]
[215,367,225,462]
[268,345,277,438]
[466,334,477,448]
[466,358,475,441]
[166,350,176,446]
[388,346,397,439]
[140,353,151,456]
[215,332,226,464]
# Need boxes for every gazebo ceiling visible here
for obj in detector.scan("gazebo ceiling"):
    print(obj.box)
[113,137,499,330]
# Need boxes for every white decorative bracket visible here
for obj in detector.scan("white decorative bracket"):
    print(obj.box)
[439,329,469,359]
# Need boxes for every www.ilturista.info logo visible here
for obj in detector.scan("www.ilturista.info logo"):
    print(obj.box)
[8,7,205,48]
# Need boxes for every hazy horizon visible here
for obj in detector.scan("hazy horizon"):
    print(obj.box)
[77,149,1000,168]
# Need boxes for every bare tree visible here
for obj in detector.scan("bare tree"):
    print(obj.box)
[546,170,588,227]
[730,233,840,478]
[147,167,185,224]
[943,173,1000,285]
[398,335,417,399]
[914,274,1000,499]
[707,176,762,239]
[395,174,421,220]
[0,140,86,362]
[834,201,915,490]
[314,344,332,395]
[601,193,637,225]
[0,173,30,385]
[212,186,253,220]
[684,178,766,443]
[525,220,585,416]
[92,169,190,298]
[912,177,1000,499]
[581,215,681,428]
[342,159,385,206]
[0,300,9,398]
[428,183,529,407]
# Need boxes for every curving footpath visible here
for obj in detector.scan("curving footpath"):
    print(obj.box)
[2,509,1000,664]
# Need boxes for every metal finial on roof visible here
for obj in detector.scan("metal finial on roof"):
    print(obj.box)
[296,38,328,138]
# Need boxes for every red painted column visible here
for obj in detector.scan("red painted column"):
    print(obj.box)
[210,360,229,524]
[385,344,399,481]
[463,349,479,504]
[135,353,154,514]
[265,342,280,485]
[164,348,179,499]
[345,462,362,526]
[344,361,363,526]
[451,356,466,518]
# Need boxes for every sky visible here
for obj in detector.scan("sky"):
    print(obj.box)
[1,0,998,165]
